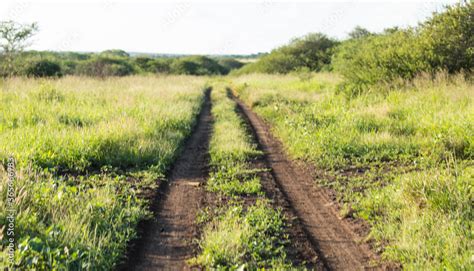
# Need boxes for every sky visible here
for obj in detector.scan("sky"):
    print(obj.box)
[0,0,460,55]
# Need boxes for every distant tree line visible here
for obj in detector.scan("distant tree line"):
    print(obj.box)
[234,2,473,93]
[0,28,246,78]
[0,47,245,77]
[0,2,471,85]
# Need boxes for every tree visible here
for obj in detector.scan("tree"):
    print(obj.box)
[76,57,134,77]
[0,21,38,76]
[235,32,338,74]
[217,58,244,74]
[100,49,130,58]
[348,26,372,39]
[26,60,62,77]
[171,56,226,75]
[419,2,473,73]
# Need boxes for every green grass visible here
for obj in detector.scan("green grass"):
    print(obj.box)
[0,76,206,172]
[193,200,289,270]
[191,83,292,269]
[230,72,473,269]
[207,83,262,196]
[0,75,207,269]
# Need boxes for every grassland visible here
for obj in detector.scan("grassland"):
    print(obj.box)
[191,83,292,269]
[1,72,471,270]
[0,76,207,269]
[230,72,473,269]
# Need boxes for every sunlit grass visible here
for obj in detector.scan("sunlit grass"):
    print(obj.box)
[207,83,262,195]
[0,76,207,172]
[230,72,473,269]
[0,75,207,269]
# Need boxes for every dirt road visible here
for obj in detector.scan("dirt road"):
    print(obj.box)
[122,87,382,270]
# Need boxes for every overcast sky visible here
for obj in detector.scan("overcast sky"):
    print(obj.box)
[0,0,459,55]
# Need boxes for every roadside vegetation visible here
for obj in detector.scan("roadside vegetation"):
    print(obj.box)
[0,76,207,269]
[230,72,473,269]
[228,6,473,267]
[191,84,292,269]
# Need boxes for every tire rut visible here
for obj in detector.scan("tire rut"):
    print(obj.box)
[230,91,381,271]
[121,88,212,271]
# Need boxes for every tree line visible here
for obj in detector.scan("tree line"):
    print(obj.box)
[0,46,245,77]
[0,2,471,87]
[235,2,472,93]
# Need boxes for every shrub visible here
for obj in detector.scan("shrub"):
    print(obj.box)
[149,58,172,74]
[25,60,62,77]
[171,56,226,75]
[217,58,244,74]
[133,56,154,72]
[333,2,473,94]
[99,49,130,58]
[332,29,428,94]
[235,33,338,74]
[348,26,373,39]
[76,57,134,77]
[419,2,473,73]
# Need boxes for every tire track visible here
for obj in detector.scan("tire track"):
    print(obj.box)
[230,91,381,270]
[121,88,212,271]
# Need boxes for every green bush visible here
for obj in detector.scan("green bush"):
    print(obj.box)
[235,33,338,74]
[333,2,473,94]
[149,58,173,74]
[419,2,473,73]
[133,56,154,72]
[171,56,226,75]
[332,29,428,94]
[99,49,130,58]
[26,60,62,77]
[76,57,134,77]
[217,58,244,74]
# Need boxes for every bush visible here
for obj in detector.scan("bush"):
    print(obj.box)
[419,2,473,73]
[332,29,428,94]
[133,56,154,72]
[217,58,244,74]
[333,2,473,94]
[235,33,338,74]
[25,60,62,77]
[99,49,130,58]
[149,58,172,74]
[76,57,134,77]
[171,56,226,75]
